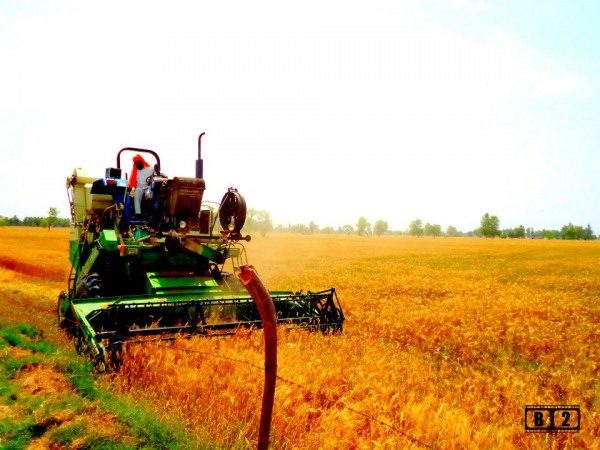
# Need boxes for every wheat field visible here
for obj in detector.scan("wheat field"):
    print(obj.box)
[0,228,598,448]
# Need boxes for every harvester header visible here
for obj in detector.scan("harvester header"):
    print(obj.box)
[58,133,344,369]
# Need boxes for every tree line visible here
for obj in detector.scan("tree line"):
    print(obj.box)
[0,207,70,228]
[469,213,596,240]
[3,207,597,240]
[244,209,597,240]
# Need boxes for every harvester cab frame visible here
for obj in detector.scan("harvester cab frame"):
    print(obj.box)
[115,147,162,226]
[59,133,344,370]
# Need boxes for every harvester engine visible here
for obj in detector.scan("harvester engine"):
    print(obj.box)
[58,134,344,369]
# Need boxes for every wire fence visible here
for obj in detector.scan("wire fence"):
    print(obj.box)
[119,338,437,449]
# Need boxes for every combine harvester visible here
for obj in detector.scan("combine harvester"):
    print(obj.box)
[58,133,344,369]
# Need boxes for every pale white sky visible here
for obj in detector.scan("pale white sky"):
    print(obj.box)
[1,0,598,232]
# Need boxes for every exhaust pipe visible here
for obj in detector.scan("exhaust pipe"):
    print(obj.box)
[196,132,205,178]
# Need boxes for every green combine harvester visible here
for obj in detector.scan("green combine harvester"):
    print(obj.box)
[58,133,344,369]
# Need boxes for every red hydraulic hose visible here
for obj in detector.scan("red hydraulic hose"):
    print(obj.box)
[238,265,277,450]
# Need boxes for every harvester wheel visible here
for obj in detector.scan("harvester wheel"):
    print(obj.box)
[57,291,78,334]
[76,273,103,298]
[75,334,84,354]
[57,291,67,326]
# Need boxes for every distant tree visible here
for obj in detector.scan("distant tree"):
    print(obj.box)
[514,225,526,238]
[340,224,354,234]
[446,225,461,237]
[321,226,335,234]
[373,220,388,236]
[309,220,319,234]
[559,223,596,240]
[480,213,500,238]
[424,223,442,237]
[424,222,432,236]
[8,215,22,226]
[538,229,560,240]
[408,218,423,237]
[356,217,371,236]
[503,225,525,239]
[288,223,310,234]
[245,209,273,237]
[23,217,44,227]
[561,223,584,240]
[47,207,59,229]
[583,224,596,240]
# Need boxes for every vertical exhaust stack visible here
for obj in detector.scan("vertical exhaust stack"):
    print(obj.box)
[196,132,205,178]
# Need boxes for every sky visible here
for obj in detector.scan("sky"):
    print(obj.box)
[1,0,599,232]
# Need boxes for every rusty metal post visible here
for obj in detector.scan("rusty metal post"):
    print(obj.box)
[238,265,277,450]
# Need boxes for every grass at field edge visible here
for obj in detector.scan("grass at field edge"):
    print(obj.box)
[0,321,217,449]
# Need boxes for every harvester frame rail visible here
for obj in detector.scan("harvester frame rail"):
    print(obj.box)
[62,288,343,366]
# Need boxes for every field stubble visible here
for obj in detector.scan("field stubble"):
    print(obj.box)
[0,228,598,448]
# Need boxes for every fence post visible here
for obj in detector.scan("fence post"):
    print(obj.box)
[238,265,277,450]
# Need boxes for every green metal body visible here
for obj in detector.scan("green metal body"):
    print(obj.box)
[59,146,344,369]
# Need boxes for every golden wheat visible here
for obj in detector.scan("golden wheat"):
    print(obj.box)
[118,234,600,449]
[0,228,598,448]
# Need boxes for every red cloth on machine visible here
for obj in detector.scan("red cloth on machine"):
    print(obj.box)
[129,154,151,188]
